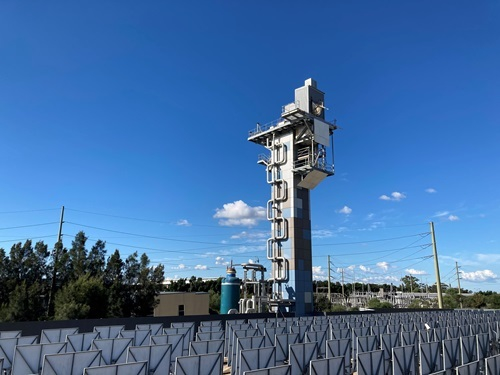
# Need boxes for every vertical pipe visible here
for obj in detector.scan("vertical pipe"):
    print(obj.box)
[430,221,444,308]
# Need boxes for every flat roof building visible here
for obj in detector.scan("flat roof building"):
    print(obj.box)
[154,292,209,317]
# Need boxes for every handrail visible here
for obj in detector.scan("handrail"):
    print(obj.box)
[293,158,334,174]
[248,118,284,137]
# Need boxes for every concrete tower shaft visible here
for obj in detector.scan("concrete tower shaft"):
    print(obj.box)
[248,79,337,315]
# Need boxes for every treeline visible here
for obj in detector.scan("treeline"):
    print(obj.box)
[168,277,223,313]
[0,231,164,322]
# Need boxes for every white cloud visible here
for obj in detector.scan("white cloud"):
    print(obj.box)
[312,266,325,276]
[337,206,352,215]
[406,268,427,275]
[365,213,375,220]
[347,265,356,271]
[312,266,327,280]
[176,219,191,226]
[313,227,348,239]
[425,188,437,193]
[360,275,400,284]
[359,265,372,273]
[391,192,406,201]
[194,264,208,270]
[379,191,406,201]
[434,211,459,221]
[215,256,229,266]
[312,229,334,239]
[477,254,500,263]
[172,263,188,270]
[370,221,385,229]
[376,262,389,271]
[358,221,386,231]
[441,255,480,267]
[214,200,266,227]
[461,269,498,282]
[230,230,268,241]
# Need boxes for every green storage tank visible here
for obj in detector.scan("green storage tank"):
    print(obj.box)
[220,266,240,314]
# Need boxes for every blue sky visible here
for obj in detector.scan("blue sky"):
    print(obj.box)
[1,1,499,292]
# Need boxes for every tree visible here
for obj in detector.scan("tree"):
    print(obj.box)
[169,278,188,292]
[0,281,46,321]
[104,250,125,317]
[2,240,50,321]
[68,231,88,280]
[401,275,420,292]
[47,240,70,317]
[121,252,164,317]
[443,288,461,309]
[428,282,449,293]
[9,241,31,282]
[54,275,108,320]
[464,293,486,309]
[314,294,332,312]
[367,298,382,308]
[0,248,10,306]
[408,298,431,309]
[87,240,106,278]
[132,253,164,316]
[0,233,169,321]
[367,298,393,309]
[486,293,500,309]
[209,290,221,313]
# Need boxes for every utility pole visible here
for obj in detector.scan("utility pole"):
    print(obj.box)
[327,255,331,304]
[456,261,463,308]
[341,268,345,306]
[430,221,444,308]
[47,206,64,316]
[352,269,355,295]
[57,206,64,243]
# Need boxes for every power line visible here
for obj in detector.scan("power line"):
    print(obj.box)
[0,222,59,231]
[65,207,254,230]
[313,243,429,258]
[360,255,434,267]
[314,232,430,247]
[0,235,57,244]
[64,221,250,247]
[339,255,434,280]
[63,233,265,259]
[0,208,59,214]
[361,235,431,264]
[327,235,431,268]
[441,266,457,280]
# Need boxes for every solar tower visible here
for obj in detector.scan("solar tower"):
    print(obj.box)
[248,79,337,315]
